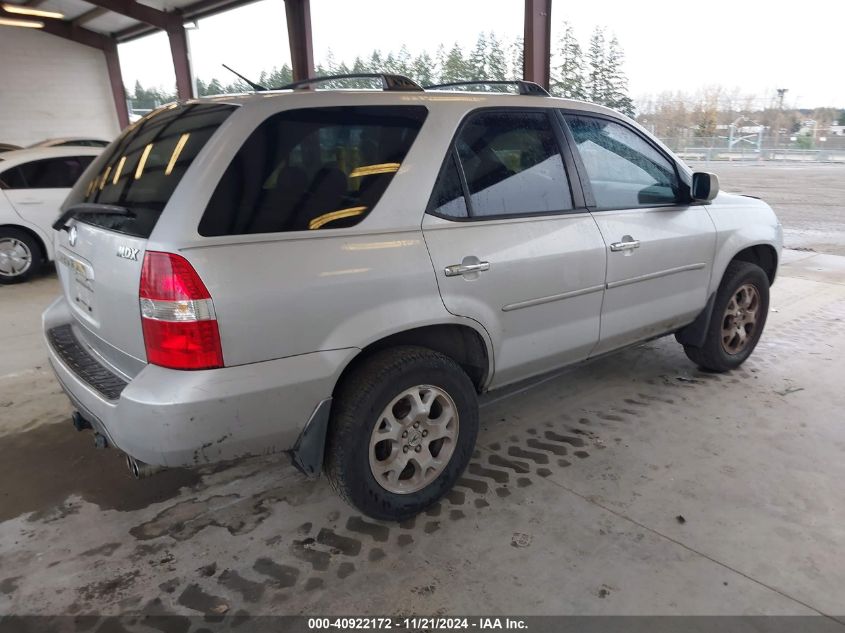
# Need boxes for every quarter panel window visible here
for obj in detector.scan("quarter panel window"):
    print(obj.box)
[199,106,428,236]
[428,152,468,219]
[564,114,680,209]
[455,111,573,218]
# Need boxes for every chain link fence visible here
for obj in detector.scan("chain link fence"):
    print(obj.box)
[657,135,845,163]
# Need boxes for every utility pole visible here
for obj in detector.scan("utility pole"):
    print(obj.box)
[775,88,788,160]
[776,88,788,110]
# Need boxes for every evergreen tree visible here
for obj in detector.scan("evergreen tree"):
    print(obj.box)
[441,43,470,83]
[396,45,412,77]
[487,33,508,82]
[551,23,585,100]
[509,36,524,81]
[412,52,435,87]
[586,27,607,104]
[605,36,634,116]
[468,33,488,80]
[435,44,448,83]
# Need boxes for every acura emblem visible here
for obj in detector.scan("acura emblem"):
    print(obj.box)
[68,225,78,247]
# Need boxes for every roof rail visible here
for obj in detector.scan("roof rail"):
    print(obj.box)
[276,73,424,92]
[425,80,550,97]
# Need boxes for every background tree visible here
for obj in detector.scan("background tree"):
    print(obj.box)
[441,43,471,83]
[585,27,607,104]
[550,22,585,100]
[468,33,488,79]
[604,36,634,116]
[487,33,508,82]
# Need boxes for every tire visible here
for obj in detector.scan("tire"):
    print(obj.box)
[325,345,479,521]
[0,227,42,284]
[684,260,770,372]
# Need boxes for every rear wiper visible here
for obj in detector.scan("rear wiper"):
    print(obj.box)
[53,203,134,231]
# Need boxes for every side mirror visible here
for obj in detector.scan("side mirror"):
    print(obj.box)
[691,172,719,202]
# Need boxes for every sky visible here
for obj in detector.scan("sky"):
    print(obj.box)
[118,0,843,109]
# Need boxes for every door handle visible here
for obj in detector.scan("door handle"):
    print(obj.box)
[610,239,640,252]
[444,261,490,277]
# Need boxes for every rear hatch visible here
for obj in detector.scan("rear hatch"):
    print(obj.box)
[54,102,235,379]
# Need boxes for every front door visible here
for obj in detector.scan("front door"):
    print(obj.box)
[561,113,716,355]
[422,109,607,388]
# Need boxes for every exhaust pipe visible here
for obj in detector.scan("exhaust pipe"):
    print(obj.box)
[125,455,164,479]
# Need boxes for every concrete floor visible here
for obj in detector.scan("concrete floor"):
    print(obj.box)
[1,249,844,619]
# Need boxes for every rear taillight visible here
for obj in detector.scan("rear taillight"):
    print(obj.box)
[139,251,223,370]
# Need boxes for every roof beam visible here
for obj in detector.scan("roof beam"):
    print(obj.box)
[113,0,258,42]
[72,6,110,26]
[80,0,180,31]
[0,4,110,49]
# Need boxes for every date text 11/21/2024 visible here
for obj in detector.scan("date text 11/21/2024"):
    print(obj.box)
[307,617,528,630]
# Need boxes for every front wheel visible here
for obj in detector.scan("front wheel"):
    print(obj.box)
[0,228,42,284]
[684,260,770,372]
[325,346,479,521]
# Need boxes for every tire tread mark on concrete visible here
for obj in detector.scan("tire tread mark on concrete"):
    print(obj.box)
[315,528,362,557]
[345,516,389,542]
[489,454,530,473]
[506,445,549,464]
[467,462,509,483]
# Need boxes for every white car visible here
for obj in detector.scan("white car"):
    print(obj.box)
[0,147,101,283]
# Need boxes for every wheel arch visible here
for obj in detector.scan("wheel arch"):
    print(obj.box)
[730,243,778,285]
[334,323,493,397]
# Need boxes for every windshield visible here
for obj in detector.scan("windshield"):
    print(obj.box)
[66,102,235,238]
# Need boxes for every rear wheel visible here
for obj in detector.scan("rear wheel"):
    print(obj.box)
[325,346,478,521]
[684,260,770,372]
[0,228,41,284]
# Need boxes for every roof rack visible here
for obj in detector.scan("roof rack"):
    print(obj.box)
[276,73,424,92]
[425,80,550,97]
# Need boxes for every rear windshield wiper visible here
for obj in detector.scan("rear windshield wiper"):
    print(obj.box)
[53,203,134,231]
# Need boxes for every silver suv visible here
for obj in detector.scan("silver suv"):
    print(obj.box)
[43,76,782,521]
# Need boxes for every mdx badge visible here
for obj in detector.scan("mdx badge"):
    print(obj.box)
[117,245,140,261]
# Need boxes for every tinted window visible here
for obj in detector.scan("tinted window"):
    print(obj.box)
[455,111,573,217]
[0,156,94,189]
[200,106,427,235]
[428,152,468,219]
[565,114,680,209]
[67,103,235,238]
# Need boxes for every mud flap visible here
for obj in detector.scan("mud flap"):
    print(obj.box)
[675,292,716,348]
[288,398,332,478]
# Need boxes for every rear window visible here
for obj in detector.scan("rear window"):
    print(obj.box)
[67,103,235,238]
[198,105,427,236]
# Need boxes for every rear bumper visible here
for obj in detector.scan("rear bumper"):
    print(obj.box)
[42,295,355,468]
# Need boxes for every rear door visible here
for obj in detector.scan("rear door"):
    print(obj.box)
[561,112,716,354]
[2,155,94,236]
[422,109,607,388]
[55,103,235,377]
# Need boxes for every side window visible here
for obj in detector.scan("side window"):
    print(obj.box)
[6,157,92,189]
[199,106,427,236]
[0,166,26,189]
[564,114,680,209]
[454,110,573,218]
[427,152,468,219]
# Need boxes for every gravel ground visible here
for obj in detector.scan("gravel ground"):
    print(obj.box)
[690,162,845,255]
